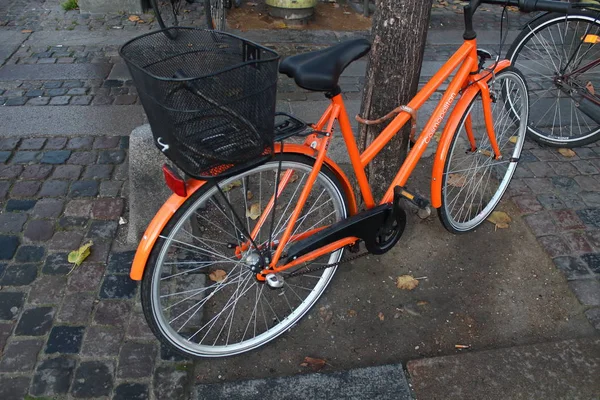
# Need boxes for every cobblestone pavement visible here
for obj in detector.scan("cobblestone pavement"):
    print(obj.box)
[0,137,194,400]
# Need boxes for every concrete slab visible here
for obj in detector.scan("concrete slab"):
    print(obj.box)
[107,63,131,81]
[194,364,412,400]
[0,31,29,66]
[0,106,146,137]
[0,63,112,81]
[79,0,143,14]
[24,30,143,47]
[407,337,600,400]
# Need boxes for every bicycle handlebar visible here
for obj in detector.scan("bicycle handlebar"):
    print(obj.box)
[477,0,571,13]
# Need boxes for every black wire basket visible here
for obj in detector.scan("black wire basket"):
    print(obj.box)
[120,28,280,179]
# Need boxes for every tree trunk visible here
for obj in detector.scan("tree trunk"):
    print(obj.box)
[357,0,433,202]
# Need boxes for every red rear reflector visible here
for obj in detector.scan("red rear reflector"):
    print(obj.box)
[162,164,187,197]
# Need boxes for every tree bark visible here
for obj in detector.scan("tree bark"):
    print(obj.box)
[357,0,433,202]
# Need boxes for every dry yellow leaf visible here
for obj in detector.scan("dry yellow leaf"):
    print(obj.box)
[508,136,518,144]
[246,190,254,201]
[433,131,442,143]
[558,148,577,158]
[378,312,385,321]
[273,21,287,29]
[300,356,326,371]
[417,300,429,306]
[21,29,33,33]
[209,269,227,282]
[289,173,299,183]
[347,309,357,317]
[447,173,466,187]
[246,203,261,220]
[128,15,140,22]
[487,211,511,229]
[396,275,419,290]
[222,180,242,192]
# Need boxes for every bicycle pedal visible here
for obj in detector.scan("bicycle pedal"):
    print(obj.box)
[394,186,430,210]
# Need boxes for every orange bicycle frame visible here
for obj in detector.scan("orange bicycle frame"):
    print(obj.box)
[263,36,510,275]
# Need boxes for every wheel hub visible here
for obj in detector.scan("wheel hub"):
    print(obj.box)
[243,252,264,273]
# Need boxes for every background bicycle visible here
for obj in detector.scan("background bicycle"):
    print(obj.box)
[150,0,240,32]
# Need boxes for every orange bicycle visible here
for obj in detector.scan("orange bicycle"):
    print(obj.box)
[120,0,543,357]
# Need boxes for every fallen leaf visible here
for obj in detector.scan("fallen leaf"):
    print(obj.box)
[378,312,385,321]
[558,148,577,158]
[246,190,254,201]
[300,357,326,371]
[289,173,299,183]
[21,29,33,33]
[433,131,442,142]
[396,275,419,290]
[487,211,511,229]
[479,149,493,157]
[455,344,471,349]
[67,241,93,274]
[587,81,596,95]
[319,306,333,323]
[222,180,242,192]
[347,309,357,317]
[508,136,518,144]
[128,15,140,22]
[209,269,227,282]
[417,300,429,306]
[246,203,261,220]
[447,173,466,187]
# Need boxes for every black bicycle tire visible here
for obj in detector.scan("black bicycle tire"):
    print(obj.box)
[150,0,179,39]
[141,153,350,357]
[506,11,600,147]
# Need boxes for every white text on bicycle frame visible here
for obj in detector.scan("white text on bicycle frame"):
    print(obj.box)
[425,92,456,144]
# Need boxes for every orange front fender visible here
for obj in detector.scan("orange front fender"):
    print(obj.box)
[431,60,511,209]
[129,143,357,280]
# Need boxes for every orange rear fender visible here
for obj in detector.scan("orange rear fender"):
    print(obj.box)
[129,143,357,280]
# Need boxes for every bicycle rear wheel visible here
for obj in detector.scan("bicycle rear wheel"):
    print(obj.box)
[150,0,182,39]
[439,68,528,233]
[205,0,226,30]
[141,154,349,357]
[507,11,600,147]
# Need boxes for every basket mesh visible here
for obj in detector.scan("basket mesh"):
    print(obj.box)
[120,28,279,178]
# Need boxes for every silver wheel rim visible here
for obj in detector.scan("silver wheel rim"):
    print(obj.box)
[443,71,528,231]
[150,159,346,357]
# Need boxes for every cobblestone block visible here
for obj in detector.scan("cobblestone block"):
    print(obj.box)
[0,338,43,372]
[57,57,75,63]
[41,150,71,164]
[161,342,187,362]
[68,151,97,165]
[81,325,123,357]
[86,220,118,239]
[99,181,122,197]
[20,164,52,180]
[71,361,114,398]
[127,310,155,340]
[20,138,46,150]
[525,161,552,177]
[49,231,83,251]
[0,236,19,259]
[91,198,124,219]
[92,95,113,105]
[154,364,191,400]
[0,291,25,320]
[522,177,553,194]
[118,341,157,379]
[4,97,27,106]
[0,323,12,353]
[6,199,36,212]
[100,274,136,299]
[28,275,66,305]
[62,80,83,88]
[554,256,593,280]
[10,180,40,197]
[58,292,94,324]
[574,175,600,191]
[572,160,599,175]
[45,137,68,149]
[43,81,62,89]
[98,149,126,164]
[46,88,67,96]
[114,383,149,400]
[580,191,600,208]
[42,252,71,275]
[67,88,87,95]
[0,138,19,151]
[0,181,8,199]
[39,180,69,197]
[585,308,600,330]
[93,136,120,149]
[70,95,92,105]
[30,355,76,397]
[15,307,54,336]
[581,253,600,274]
[551,176,582,193]
[547,161,579,176]
[11,151,39,164]
[85,239,110,263]
[38,57,56,64]
[1,264,38,286]
[108,251,135,273]
[568,279,600,305]
[113,162,128,180]
[103,80,123,88]
[0,213,28,234]
[93,300,131,327]
[67,137,93,150]
[64,199,93,217]
[83,164,113,179]
[46,325,85,354]
[51,164,81,179]
[114,94,137,105]
[67,263,104,292]
[58,216,88,230]
[0,165,23,178]
[551,210,586,231]
[0,151,10,163]
[577,208,600,229]
[24,219,55,241]
[69,180,99,197]
[49,95,70,105]
[557,192,586,209]
[0,376,30,400]
[523,214,558,236]
[15,245,44,262]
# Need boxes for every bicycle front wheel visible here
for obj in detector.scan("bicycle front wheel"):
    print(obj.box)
[150,0,181,39]
[205,0,226,30]
[141,154,349,357]
[507,11,600,147]
[439,67,528,233]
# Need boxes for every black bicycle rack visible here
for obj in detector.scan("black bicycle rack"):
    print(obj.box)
[274,112,312,141]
